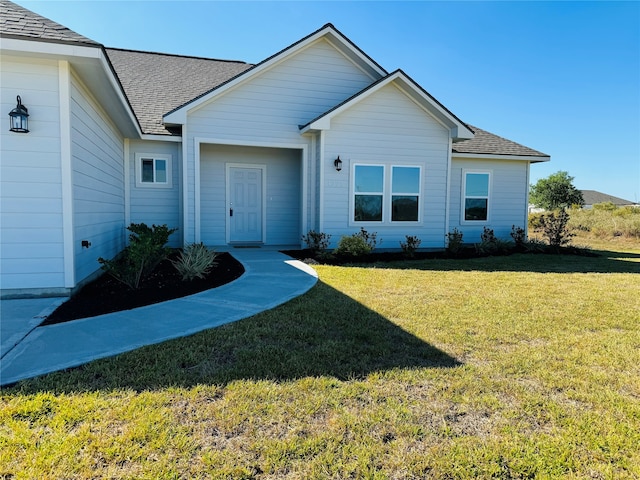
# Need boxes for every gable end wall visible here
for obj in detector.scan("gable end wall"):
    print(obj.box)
[183,39,375,242]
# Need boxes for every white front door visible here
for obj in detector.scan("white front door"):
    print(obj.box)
[228,166,264,243]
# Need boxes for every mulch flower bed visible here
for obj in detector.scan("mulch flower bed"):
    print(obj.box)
[42,252,244,325]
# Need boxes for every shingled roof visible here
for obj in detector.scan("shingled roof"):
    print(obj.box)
[2,0,550,157]
[105,48,252,135]
[0,0,98,46]
[581,190,635,206]
[453,125,549,159]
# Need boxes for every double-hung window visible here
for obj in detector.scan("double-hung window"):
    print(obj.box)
[353,164,421,223]
[463,171,490,222]
[135,153,172,188]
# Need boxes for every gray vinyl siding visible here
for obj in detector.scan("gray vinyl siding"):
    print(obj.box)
[183,38,374,242]
[450,158,529,242]
[322,83,451,249]
[199,144,301,246]
[0,57,65,290]
[70,74,125,284]
[128,140,181,246]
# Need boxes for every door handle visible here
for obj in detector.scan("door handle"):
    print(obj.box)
[229,208,233,217]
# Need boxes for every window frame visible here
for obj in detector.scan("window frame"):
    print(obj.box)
[461,170,491,224]
[350,163,423,226]
[390,165,422,223]
[135,153,172,188]
[352,164,385,223]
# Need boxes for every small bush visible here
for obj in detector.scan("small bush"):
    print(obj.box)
[334,234,372,257]
[355,228,380,251]
[539,210,574,251]
[446,228,464,256]
[301,230,331,254]
[98,223,177,290]
[480,227,497,244]
[400,235,422,258]
[475,227,512,256]
[171,243,218,281]
[510,225,527,247]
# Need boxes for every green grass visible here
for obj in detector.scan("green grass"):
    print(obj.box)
[2,240,639,479]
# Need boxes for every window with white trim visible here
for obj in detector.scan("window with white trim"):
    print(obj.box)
[352,164,421,223]
[135,154,172,188]
[391,166,420,222]
[463,171,490,222]
[354,165,384,221]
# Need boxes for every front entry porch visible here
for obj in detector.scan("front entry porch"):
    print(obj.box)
[198,143,304,247]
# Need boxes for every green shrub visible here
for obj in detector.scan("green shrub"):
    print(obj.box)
[355,227,380,251]
[98,223,177,290]
[539,210,574,251]
[475,227,513,255]
[446,228,464,255]
[171,243,218,281]
[400,235,422,258]
[510,225,527,247]
[301,230,331,254]
[334,234,372,257]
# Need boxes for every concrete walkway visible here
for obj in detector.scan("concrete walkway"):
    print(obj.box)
[0,249,317,386]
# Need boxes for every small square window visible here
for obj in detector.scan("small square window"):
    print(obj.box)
[135,154,172,188]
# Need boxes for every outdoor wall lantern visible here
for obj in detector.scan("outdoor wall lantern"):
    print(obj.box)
[333,156,343,172]
[9,95,29,133]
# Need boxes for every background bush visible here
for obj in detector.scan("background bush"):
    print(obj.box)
[567,204,640,239]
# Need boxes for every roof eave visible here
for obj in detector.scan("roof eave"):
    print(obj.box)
[452,152,551,163]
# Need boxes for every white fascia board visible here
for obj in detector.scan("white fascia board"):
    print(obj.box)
[164,25,386,125]
[0,37,101,59]
[452,152,551,162]
[140,133,182,142]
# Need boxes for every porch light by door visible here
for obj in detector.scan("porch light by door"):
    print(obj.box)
[334,156,343,172]
[9,96,29,133]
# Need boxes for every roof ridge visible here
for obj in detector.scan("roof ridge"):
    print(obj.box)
[104,46,250,65]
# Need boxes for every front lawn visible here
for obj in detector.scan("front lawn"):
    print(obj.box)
[2,241,639,478]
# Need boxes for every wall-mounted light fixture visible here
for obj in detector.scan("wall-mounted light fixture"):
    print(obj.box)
[9,96,29,133]
[333,156,342,172]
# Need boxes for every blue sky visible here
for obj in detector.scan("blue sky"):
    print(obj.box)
[18,0,640,202]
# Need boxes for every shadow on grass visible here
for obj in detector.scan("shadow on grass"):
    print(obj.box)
[337,250,640,275]
[8,281,460,394]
